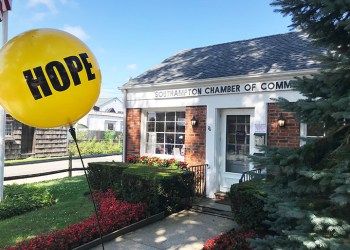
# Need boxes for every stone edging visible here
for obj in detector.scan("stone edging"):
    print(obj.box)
[73,211,165,250]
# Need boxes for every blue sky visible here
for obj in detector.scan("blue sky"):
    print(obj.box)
[6,0,292,99]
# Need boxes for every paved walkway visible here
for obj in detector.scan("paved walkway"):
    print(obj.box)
[92,201,237,250]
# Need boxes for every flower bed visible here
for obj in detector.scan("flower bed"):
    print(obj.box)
[4,189,148,250]
[202,230,258,250]
[126,155,186,169]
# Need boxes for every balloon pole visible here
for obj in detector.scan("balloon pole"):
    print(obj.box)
[69,126,105,250]
[0,11,9,202]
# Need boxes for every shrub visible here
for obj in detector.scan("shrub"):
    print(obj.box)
[0,184,56,220]
[87,162,129,191]
[103,130,116,140]
[121,164,194,215]
[68,139,122,156]
[229,181,268,231]
[202,230,258,250]
[4,189,148,250]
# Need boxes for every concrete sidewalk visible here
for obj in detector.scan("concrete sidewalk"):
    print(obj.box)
[92,202,237,250]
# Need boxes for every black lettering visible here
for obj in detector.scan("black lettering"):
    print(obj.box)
[236,85,240,92]
[205,87,210,94]
[79,53,95,80]
[284,81,291,89]
[23,67,53,100]
[64,55,83,85]
[220,86,227,93]
[275,81,284,89]
[45,61,70,91]
[261,82,267,90]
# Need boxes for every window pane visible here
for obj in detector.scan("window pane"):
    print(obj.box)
[156,112,165,121]
[147,121,155,132]
[156,122,164,132]
[164,144,172,154]
[146,144,155,154]
[176,112,185,119]
[307,123,324,137]
[148,112,156,121]
[176,119,185,132]
[165,133,174,143]
[175,134,185,144]
[156,144,166,154]
[167,112,175,121]
[156,133,164,143]
[165,122,175,132]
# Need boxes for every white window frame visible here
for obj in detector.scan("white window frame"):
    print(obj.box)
[300,123,325,146]
[105,121,116,131]
[141,108,186,161]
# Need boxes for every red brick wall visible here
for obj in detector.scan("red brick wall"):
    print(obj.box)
[125,108,141,159]
[267,103,300,148]
[185,106,207,166]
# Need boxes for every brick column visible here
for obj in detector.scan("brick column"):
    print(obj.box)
[185,106,207,166]
[267,103,300,148]
[125,108,141,159]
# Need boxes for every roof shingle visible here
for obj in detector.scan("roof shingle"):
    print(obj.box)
[125,32,321,86]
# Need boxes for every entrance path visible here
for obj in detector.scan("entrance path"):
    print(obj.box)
[92,200,237,250]
[93,210,237,250]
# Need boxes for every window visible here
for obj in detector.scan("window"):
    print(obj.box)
[5,120,13,137]
[106,122,115,131]
[145,111,185,156]
[300,122,325,145]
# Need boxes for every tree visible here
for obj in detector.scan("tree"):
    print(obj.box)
[250,1,350,249]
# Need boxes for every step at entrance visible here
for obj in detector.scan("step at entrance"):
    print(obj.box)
[191,197,233,219]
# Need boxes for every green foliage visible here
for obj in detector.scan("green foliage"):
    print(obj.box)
[0,176,93,248]
[248,1,350,249]
[121,165,194,215]
[229,181,268,231]
[87,162,129,191]
[103,130,116,140]
[0,185,56,220]
[68,138,122,156]
[250,127,350,249]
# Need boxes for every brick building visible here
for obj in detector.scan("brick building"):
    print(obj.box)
[120,32,322,198]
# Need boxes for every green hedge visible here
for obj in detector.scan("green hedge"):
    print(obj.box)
[229,181,268,231]
[87,162,129,191]
[0,185,56,220]
[121,165,194,215]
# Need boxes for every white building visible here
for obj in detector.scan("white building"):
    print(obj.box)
[120,32,323,197]
[77,97,124,132]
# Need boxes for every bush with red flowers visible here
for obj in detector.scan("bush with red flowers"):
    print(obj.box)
[202,230,258,250]
[4,189,148,250]
[126,155,186,169]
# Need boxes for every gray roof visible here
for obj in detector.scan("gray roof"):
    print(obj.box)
[125,32,321,86]
[95,97,120,107]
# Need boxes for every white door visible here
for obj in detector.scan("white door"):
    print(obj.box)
[219,109,254,192]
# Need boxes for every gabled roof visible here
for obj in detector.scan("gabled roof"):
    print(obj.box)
[125,32,322,86]
[95,97,121,108]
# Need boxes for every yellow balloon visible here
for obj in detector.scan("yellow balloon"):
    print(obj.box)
[0,28,101,128]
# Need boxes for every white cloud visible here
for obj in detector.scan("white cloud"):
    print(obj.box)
[127,64,137,70]
[63,25,90,41]
[28,0,57,13]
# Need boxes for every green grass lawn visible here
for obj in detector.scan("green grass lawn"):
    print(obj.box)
[0,175,95,248]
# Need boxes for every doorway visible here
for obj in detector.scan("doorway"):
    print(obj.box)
[219,109,254,192]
